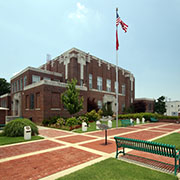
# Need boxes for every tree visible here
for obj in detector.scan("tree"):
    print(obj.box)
[132,101,146,113]
[61,79,84,115]
[0,78,10,96]
[154,96,166,114]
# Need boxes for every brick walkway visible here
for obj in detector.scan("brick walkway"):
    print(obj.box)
[0,122,180,179]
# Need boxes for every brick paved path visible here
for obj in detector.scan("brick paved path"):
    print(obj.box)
[1,122,180,180]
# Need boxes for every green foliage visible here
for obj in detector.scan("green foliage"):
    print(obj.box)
[42,116,59,126]
[86,110,100,122]
[118,113,179,120]
[55,118,65,128]
[154,96,166,114]
[97,109,103,117]
[78,116,89,125]
[0,78,10,96]
[66,117,78,127]
[4,118,39,137]
[102,103,113,116]
[61,79,84,115]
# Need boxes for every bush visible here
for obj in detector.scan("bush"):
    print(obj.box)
[86,110,100,122]
[4,118,39,137]
[66,117,78,127]
[56,118,65,128]
[42,116,59,126]
[118,113,179,121]
[78,116,89,125]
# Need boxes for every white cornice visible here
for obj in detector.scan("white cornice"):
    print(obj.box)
[24,80,87,91]
[11,67,62,81]
[89,88,124,96]
[0,93,11,98]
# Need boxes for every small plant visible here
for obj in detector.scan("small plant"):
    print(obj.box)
[102,103,113,116]
[97,109,103,118]
[56,118,65,128]
[3,118,38,137]
[78,116,89,125]
[86,110,100,122]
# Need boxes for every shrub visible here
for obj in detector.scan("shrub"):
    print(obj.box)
[56,118,65,127]
[4,118,38,137]
[42,116,59,126]
[78,116,89,125]
[66,117,78,127]
[86,110,100,122]
[97,109,103,118]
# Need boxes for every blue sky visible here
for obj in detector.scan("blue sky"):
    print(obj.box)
[0,0,180,101]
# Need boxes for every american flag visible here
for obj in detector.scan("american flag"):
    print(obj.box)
[116,12,128,33]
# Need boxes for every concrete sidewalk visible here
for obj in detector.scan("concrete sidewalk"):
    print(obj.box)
[0,122,180,180]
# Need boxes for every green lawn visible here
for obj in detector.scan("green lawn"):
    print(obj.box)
[57,158,177,180]
[0,134,44,146]
[153,133,180,150]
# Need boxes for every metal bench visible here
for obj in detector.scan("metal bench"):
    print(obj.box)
[121,119,134,127]
[150,117,158,122]
[114,136,180,175]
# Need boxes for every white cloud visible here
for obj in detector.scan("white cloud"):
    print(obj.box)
[68,2,88,21]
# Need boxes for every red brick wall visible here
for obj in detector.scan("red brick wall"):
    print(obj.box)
[0,110,6,124]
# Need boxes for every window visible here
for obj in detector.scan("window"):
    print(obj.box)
[44,77,51,81]
[97,100,102,109]
[80,79,83,86]
[51,92,60,108]
[89,74,92,89]
[149,103,152,111]
[1,100,6,107]
[17,80,20,91]
[122,85,126,95]
[32,75,40,83]
[24,76,27,87]
[14,82,17,92]
[106,79,111,92]
[97,76,102,91]
[30,94,34,109]
[25,95,29,109]
[36,92,40,108]
[53,79,60,82]
[122,103,125,112]
[11,84,14,93]
[20,78,23,90]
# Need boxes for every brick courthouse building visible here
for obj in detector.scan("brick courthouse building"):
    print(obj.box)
[0,48,135,124]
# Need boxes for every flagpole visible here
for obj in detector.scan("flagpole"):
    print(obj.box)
[116,8,119,128]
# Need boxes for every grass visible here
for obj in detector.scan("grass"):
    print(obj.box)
[153,133,180,150]
[57,158,177,180]
[0,133,44,146]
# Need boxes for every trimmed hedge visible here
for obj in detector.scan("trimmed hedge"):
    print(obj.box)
[4,118,39,137]
[118,113,179,120]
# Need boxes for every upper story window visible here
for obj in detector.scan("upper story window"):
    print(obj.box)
[89,74,92,89]
[20,78,23,90]
[24,76,27,87]
[11,84,14,93]
[44,77,51,81]
[97,76,102,91]
[14,81,17,92]
[122,84,126,95]
[17,80,20,91]
[32,75,40,83]
[106,79,111,92]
